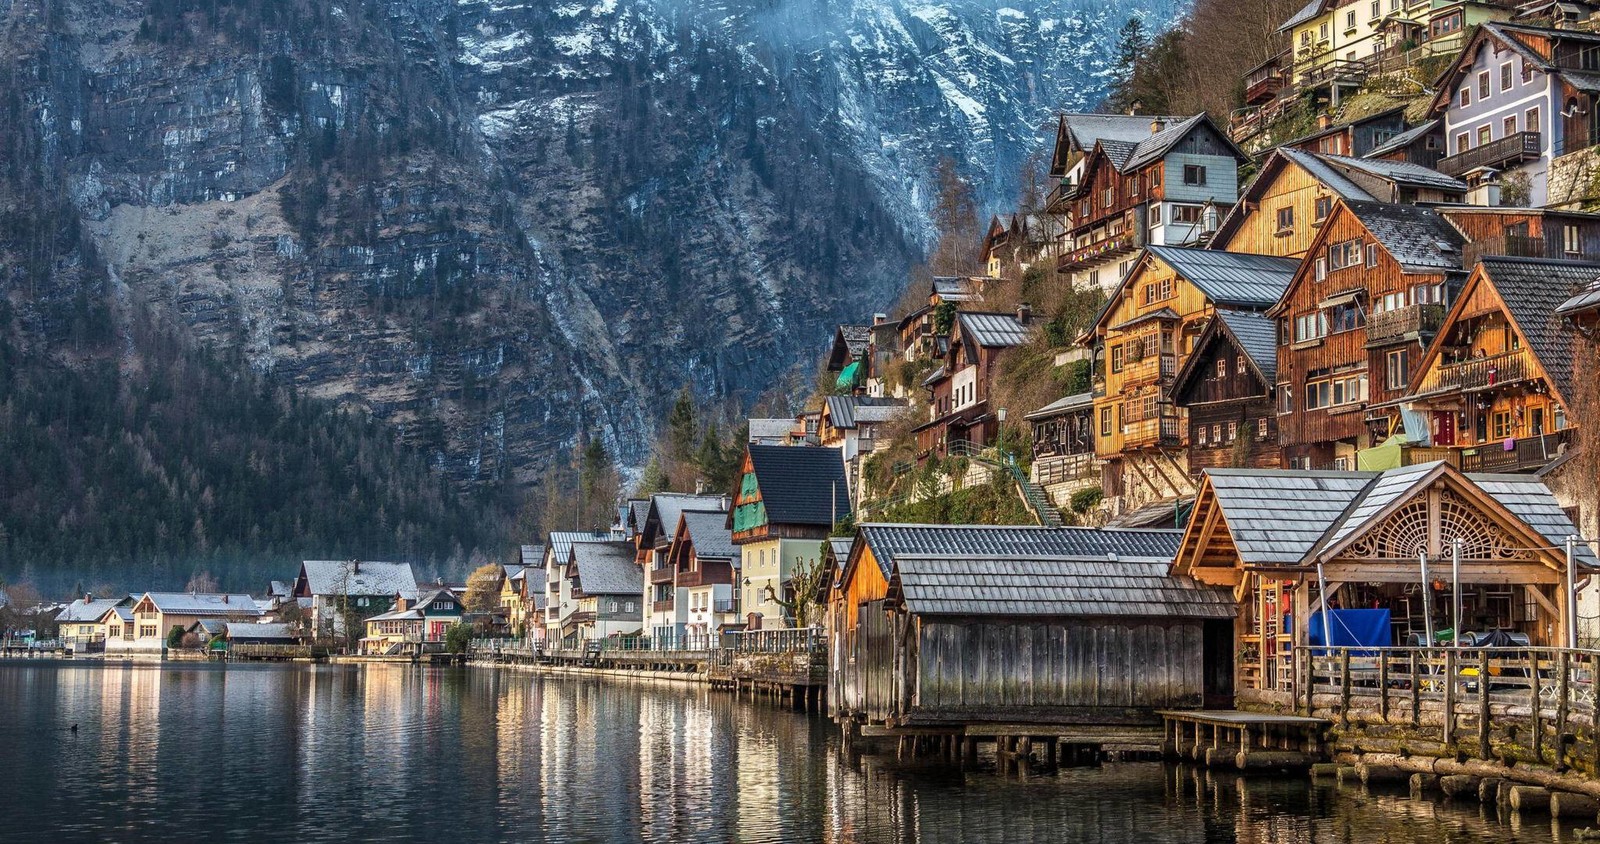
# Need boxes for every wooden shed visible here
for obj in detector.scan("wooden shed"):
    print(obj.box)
[838,551,1235,732]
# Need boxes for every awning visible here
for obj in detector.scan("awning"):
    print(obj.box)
[1108,308,1180,332]
[1318,288,1366,308]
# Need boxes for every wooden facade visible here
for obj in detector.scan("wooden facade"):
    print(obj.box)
[1268,200,1463,469]
[913,311,1028,461]
[1440,207,1600,265]
[1210,150,1354,260]
[1170,315,1280,476]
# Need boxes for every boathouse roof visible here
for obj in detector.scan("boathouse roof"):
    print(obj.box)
[892,554,1234,619]
[857,524,1183,582]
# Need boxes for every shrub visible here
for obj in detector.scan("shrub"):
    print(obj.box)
[444,622,473,654]
[166,625,186,649]
[1069,487,1104,514]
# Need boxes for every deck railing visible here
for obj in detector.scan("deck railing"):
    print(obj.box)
[1419,348,1534,393]
[728,627,825,654]
[1437,131,1542,177]
[1365,303,1446,345]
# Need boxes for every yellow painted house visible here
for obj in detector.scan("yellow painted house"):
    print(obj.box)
[1087,246,1297,515]
[1280,0,1513,95]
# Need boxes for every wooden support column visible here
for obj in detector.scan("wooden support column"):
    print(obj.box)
[1340,649,1352,728]
[1555,651,1570,771]
[1444,649,1457,748]
[1410,651,1421,727]
[1478,649,1491,761]
[1378,652,1390,722]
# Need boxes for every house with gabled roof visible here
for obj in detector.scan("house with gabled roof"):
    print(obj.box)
[825,324,873,392]
[1054,114,1246,295]
[292,559,418,638]
[913,308,1032,464]
[566,540,643,641]
[636,493,726,641]
[1024,392,1098,501]
[1171,310,1282,477]
[1210,148,1379,260]
[125,592,262,652]
[1363,119,1448,166]
[729,444,850,628]
[1174,462,1595,702]
[361,587,465,655]
[671,509,742,642]
[1268,199,1467,471]
[56,595,131,652]
[1085,244,1296,515]
[1394,256,1595,473]
[543,529,619,642]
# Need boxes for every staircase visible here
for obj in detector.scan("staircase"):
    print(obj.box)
[947,440,1064,528]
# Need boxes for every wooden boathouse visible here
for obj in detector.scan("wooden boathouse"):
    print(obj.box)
[829,524,1238,756]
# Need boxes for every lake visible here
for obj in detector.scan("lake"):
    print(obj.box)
[0,660,1572,843]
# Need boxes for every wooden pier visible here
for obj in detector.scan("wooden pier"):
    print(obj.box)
[1158,710,1327,770]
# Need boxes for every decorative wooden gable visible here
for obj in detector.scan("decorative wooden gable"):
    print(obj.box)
[730,449,767,540]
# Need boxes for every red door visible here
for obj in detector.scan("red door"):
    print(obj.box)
[1432,411,1456,446]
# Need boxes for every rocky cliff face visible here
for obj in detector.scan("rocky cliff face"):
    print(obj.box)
[0,0,1174,487]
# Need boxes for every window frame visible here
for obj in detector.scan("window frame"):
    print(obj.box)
[1182,165,1207,186]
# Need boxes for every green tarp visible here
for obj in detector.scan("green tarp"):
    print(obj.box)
[1355,434,1411,471]
[835,361,862,390]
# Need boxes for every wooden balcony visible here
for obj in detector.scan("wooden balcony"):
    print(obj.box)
[1419,348,1535,393]
[651,600,674,613]
[1365,304,1447,346]
[649,563,676,585]
[1122,415,1183,449]
[1117,352,1177,387]
[1437,131,1541,177]
[1295,59,1368,92]
[1401,429,1575,474]
[1059,229,1144,271]
[1462,233,1600,266]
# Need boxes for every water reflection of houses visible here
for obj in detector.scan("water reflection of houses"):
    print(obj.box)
[1173,461,1595,702]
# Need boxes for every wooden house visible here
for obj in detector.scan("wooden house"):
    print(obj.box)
[1170,310,1282,476]
[1277,108,1410,158]
[1313,155,1469,203]
[820,394,906,504]
[729,444,850,628]
[1439,205,1600,264]
[1086,245,1296,513]
[1055,114,1246,294]
[1396,256,1593,472]
[828,523,1230,732]
[1363,120,1447,167]
[670,509,742,641]
[1174,463,1595,702]
[125,592,261,652]
[636,492,725,642]
[825,324,873,392]
[1210,148,1378,260]
[292,559,417,639]
[1046,112,1186,210]
[1024,392,1098,497]
[913,309,1031,462]
[361,587,465,654]
[1268,200,1466,470]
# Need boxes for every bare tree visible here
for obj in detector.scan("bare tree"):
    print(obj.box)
[184,571,220,593]
[928,157,980,277]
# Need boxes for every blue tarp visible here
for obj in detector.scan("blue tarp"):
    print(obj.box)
[1307,609,1392,655]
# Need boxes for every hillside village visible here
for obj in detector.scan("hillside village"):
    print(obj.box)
[17,0,1600,800]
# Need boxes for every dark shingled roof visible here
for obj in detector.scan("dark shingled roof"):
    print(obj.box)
[679,509,737,560]
[1146,245,1297,307]
[747,445,851,528]
[1344,201,1465,272]
[569,541,642,596]
[857,523,1183,581]
[1474,256,1600,402]
[1123,114,1234,171]
[520,544,545,569]
[1061,113,1188,150]
[893,554,1236,618]
[1363,120,1440,160]
[836,324,871,357]
[1099,138,1137,171]
[1216,309,1279,384]
[547,531,612,568]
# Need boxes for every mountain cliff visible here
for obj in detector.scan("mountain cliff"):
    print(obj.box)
[0,0,1175,497]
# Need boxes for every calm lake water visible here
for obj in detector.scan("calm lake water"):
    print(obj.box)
[0,660,1576,843]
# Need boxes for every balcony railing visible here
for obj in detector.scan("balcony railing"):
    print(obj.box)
[1401,429,1575,474]
[1420,348,1535,393]
[649,565,676,585]
[1295,59,1368,90]
[1118,352,1177,386]
[713,599,740,614]
[1365,304,1447,345]
[1437,131,1541,177]
[651,600,674,613]
[1060,230,1143,270]
[1121,415,1183,449]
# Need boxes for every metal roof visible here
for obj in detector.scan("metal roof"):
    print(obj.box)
[1215,309,1279,384]
[546,531,612,568]
[1557,275,1600,317]
[824,395,906,430]
[747,418,794,441]
[1061,113,1188,150]
[299,560,417,598]
[1277,0,1325,32]
[746,445,851,528]
[57,597,126,623]
[569,541,642,596]
[956,311,1031,348]
[1023,392,1094,420]
[892,554,1235,618]
[226,622,299,640]
[520,545,545,569]
[858,523,1183,581]
[1279,149,1377,201]
[1146,245,1297,307]
[140,592,264,617]
[644,493,727,545]
[1319,154,1468,193]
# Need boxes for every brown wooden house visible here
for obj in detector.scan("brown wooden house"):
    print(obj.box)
[1170,310,1282,476]
[1399,256,1593,473]
[1268,200,1467,470]
[1211,148,1388,261]
[913,309,1030,462]
[1438,206,1600,265]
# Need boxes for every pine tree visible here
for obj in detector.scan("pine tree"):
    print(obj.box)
[666,386,698,464]
[636,455,671,497]
[694,421,725,491]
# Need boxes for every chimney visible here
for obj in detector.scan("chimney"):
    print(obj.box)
[85,593,91,604]
[695,477,707,495]
[873,312,887,326]
[223,595,229,604]
[352,559,361,574]
[1126,100,1142,117]
[1017,303,1032,325]
[1317,113,1332,131]
[1150,118,1166,135]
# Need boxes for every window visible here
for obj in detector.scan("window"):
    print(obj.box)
[1315,257,1327,281]
[1276,206,1295,231]
[1345,9,1356,29]
[1386,348,1409,390]
[1102,186,1114,208]
[1212,423,1222,442]
[1302,31,1311,47]
[1236,355,1247,376]
[1278,319,1291,346]
[1369,0,1379,15]
[1128,177,1139,198]
[1257,417,1269,439]
[1294,312,1329,342]
[1478,71,1490,99]
[1527,106,1540,134]
[1279,385,1294,414]
[1491,410,1514,440]
[1455,132,1469,153]
[607,600,619,613]
[1320,22,1329,39]
[140,625,157,638]
[1216,359,1227,378]
[1328,238,1362,270]
[1100,406,1112,436]
[1565,224,1583,254]
[1314,196,1333,222]
[1503,115,1517,137]
[1148,205,1162,227]
[1172,204,1203,224]
[1523,59,1534,84]
[1228,421,1238,442]
[1413,282,1445,305]
[1151,168,1161,188]
[1183,165,1207,186]
[1198,425,1208,445]
[1501,62,1513,91]
[1365,243,1379,268]
[1110,344,1125,373]
[1305,371,1368,410]
[1477,125,1492,147]
[1459,88,1470,109]
[1140,277,1174,305]
[624,601,636,613]
[1329,302,1362,333]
